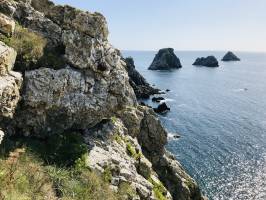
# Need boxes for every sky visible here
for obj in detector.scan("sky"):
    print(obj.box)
[53,0,266,52]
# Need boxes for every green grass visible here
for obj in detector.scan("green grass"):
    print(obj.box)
[0,135,130,200]
[148,177,168,200]
[126,141,142,160]
[1,24,47,71]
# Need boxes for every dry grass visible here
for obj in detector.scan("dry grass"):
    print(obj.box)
[0,147,124,200]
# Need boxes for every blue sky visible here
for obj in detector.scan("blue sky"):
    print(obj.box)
[54,0,266,52]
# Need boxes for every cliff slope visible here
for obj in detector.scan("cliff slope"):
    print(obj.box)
[0,0,206,199]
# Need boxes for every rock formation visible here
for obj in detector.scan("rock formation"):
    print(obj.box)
[0,41,22,120]
[154,103,170,114]
[193,56,219,67]
[0,35,22,145]
[0,13,15,36]
[222,51,240,61]
[152,97,165,103]
[0,0,206,199]
[124,57,160,99]
[149,48,182,70]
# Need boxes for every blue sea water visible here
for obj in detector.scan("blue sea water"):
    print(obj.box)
[122,50,266,200]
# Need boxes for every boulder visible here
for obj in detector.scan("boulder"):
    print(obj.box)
[152,97,165,103]
[193,56,219,67]
[154,103,170,114]
[222,51,240,61]
[0,13,15,36]
[0,71,23,119]
[18,67,136,136]
[0,42,22,119]
[124,57,160,99]
[0,41,17,76]
[149,48,182,70]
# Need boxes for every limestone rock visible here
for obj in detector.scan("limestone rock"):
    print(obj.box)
[193,56,219,67]
[124,57,160,99]
[0,13,15,36]
[0,41,17,76]
[149,48,182,70]
[222,51,240,61]
[84,119,170,200]
[0,71,22,119]
[0,0,17,17]
[19,67,136,135]
[62,30,117,71]
[13,1,62,47]
[117,106,144,138]
[30,0,109,40]
[154,152,204,200]
[138,107,168,159]
[137,106,205,200]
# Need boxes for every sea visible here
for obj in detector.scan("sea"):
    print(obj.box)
[122,50,266,200]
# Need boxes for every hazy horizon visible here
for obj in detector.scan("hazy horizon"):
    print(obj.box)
[54,0,266,52]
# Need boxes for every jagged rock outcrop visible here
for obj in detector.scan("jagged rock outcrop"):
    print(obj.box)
[0,41,22,120]
[222,51,240,61]
[149,48,182,70]
[0,1,206,199]
[0,13,15,36]
[136,107,204,200]
[18,66,135,136]
[85,118,172,200]
[193,56,219,67]
[0,41,17,76]
[154,102,170,114]
[0,0,136,136]
[124,57,160,99]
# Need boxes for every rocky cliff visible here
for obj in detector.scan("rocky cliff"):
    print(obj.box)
[0,0,206,199]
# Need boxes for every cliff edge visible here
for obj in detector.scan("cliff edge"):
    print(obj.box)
[0,0,206,199]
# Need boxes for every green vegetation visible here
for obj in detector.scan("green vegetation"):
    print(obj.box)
[126,141,142,160]
[0,23,67,72]
[111,116,118,124]
[113,133,123,144]
[0,133,137,200]
[148,177,168,200]
[0,148,119,200]
[117,182,137,199]
[0,132,88,167]
[103,166,112,183]
[1,24,47,71]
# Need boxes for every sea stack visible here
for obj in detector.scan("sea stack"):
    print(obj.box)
[193,56,219,67]
[148,48,182,70]
[222,51,240,61]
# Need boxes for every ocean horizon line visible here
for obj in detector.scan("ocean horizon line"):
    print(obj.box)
[121,49,266,54]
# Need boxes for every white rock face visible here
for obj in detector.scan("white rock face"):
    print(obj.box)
[0,42,22,119]
[0,71,22,119]
[21,67,136,135]
[85,118,172,200]
[0,41,17,76]
[0,13,15,36]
